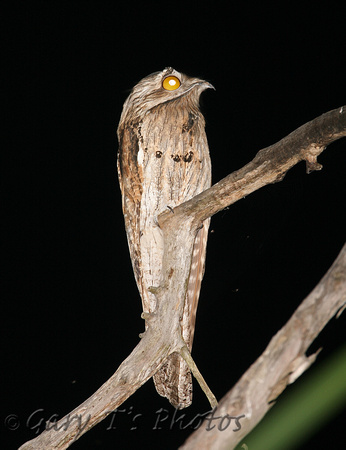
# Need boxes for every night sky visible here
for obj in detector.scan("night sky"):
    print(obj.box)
[3,2,345,449]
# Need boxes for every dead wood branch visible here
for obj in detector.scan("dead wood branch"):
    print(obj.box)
[19,106,346,449]
[159,105,346,229]
[180,243,346,450]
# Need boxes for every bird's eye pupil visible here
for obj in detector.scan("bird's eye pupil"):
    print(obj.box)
[162,76,181,91]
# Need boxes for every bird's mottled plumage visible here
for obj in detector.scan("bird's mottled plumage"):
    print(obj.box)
[117,67,212,408]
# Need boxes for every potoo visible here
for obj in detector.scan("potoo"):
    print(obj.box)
[117,67,213,409]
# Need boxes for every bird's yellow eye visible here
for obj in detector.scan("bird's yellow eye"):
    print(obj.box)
[162,76,181,91]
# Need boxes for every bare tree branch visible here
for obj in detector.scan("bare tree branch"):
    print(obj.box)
[179,243,346,450]
[159,105,346,230]
[19,106,346,449]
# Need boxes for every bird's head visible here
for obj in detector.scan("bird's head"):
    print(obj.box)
[118,67,214,127]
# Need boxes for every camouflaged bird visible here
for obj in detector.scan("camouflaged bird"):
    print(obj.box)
[117,67,213,408]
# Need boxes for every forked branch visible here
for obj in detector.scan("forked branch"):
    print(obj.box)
[19,106,346,449]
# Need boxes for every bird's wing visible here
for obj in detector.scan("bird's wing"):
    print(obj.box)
[117,124,145,299]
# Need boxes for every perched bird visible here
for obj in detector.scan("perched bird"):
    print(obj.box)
[117,67,213,408]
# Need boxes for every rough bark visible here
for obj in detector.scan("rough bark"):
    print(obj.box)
[19,106,346,449]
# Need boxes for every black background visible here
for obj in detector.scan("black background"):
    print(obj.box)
[2,2,345,449]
